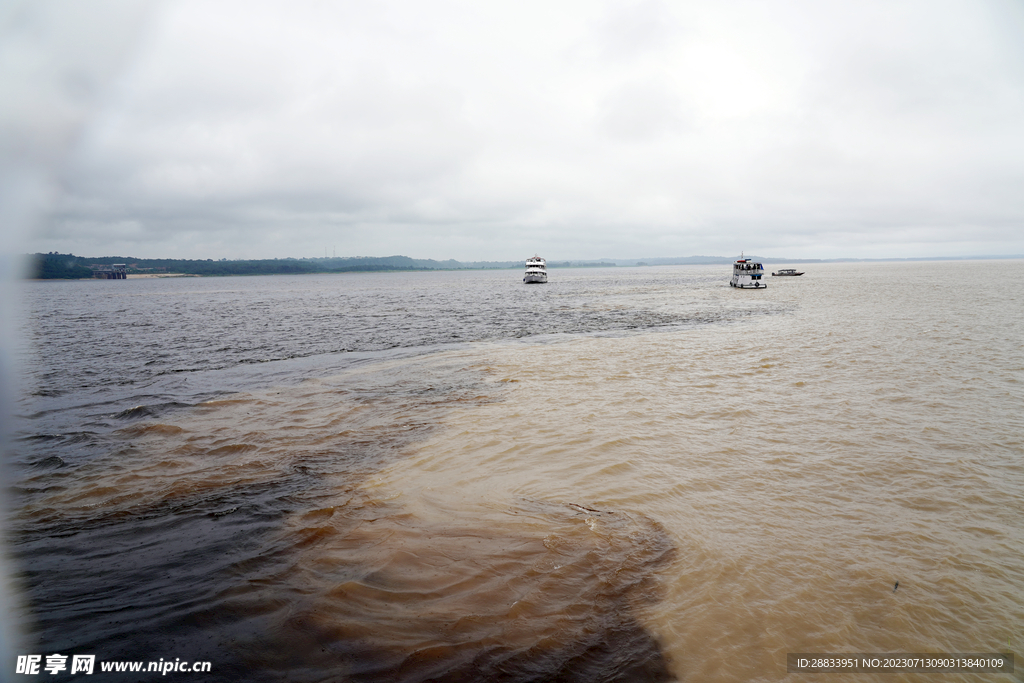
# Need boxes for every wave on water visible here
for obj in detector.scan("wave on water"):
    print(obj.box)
[17,264,1022,681]
[229,498,677,682]
[12,351,682,682]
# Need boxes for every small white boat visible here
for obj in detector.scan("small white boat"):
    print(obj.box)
[523,255,548,284]
[772,268,804,276]
[730,257,766,288]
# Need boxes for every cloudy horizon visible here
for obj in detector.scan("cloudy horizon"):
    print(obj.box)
[11,0,1024,262]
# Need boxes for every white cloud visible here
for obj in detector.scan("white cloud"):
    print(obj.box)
[24,0,1024,260]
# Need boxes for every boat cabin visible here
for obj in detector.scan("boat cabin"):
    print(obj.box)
[730,258,766,288]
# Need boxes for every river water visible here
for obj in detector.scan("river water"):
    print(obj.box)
[10,262,1024,682]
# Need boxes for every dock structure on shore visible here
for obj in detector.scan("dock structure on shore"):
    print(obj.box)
[92,264,127,279]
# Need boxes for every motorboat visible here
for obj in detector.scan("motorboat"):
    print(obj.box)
[523,256,548,284]
[771,268,804,276]
[730,257,766,288]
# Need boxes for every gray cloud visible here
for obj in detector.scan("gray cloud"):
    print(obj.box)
[18,0,1024,260]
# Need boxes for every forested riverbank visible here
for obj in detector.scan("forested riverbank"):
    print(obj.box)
[26,253,525,279]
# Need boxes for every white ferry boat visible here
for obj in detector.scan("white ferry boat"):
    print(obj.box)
[523,255,548,284]
[730,257,766,288]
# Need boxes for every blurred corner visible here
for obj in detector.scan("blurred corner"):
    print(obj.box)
[0,1,155,678]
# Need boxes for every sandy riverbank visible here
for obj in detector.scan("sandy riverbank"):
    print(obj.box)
[126,273,200,278]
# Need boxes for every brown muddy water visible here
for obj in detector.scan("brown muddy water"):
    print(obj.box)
[10,261,1024,681]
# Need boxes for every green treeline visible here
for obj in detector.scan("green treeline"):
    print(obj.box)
[26,253,529,279]
[27,253,623,279]
[33,253,95,279]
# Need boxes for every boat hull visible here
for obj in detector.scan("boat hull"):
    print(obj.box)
[730,277,766,288]
[523,273,548,284]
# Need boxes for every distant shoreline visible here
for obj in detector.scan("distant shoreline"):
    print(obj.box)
[24,252,1024,280]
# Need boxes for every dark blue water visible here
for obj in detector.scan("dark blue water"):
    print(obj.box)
[16,267,779,466]
[10,266,781,682]
[21,268,768,394]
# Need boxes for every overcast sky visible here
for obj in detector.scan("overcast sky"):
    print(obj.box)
[12,0,1024,261]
